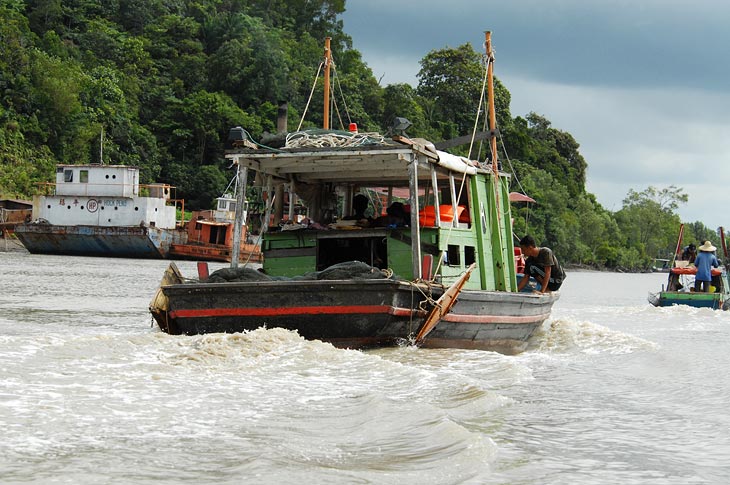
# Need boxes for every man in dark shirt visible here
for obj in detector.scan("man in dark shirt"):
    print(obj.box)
[681,243,697,263]
[517,235,565,293]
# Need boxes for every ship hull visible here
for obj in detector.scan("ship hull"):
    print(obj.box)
[150,276,558,354]
[15,223,185,259]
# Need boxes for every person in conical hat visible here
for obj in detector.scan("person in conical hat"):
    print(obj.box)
[694,240,719,292]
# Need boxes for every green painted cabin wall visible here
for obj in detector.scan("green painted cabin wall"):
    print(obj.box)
[262,232,316,276]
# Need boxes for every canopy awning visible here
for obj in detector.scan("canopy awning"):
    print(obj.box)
[509,192,536,203]
[196,220,230,227]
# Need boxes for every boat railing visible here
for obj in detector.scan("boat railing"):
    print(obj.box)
[35,182,177,200]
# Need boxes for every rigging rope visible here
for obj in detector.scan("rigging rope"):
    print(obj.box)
[297,61,324,131]
[469,55,491,161]
[332,64,353,126]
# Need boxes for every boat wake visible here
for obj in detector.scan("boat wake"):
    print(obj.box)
[527,317,658,355]
[153,327,501,482]
[159,327,349,367]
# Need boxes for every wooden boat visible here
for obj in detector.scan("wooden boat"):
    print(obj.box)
[0,199,32,233]
[648,224,730,310]
[0,199,32,252]
[149,33,559,353]
[651,258,671,273]
[168,193,262,263]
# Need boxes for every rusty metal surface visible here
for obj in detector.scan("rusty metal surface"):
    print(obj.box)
[14,223,186,259]
[168,242,262,263]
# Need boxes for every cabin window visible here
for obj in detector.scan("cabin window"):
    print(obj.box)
[465,246,476,266]
[217,200,228,211]
[317,236,383,270]
[447,244,461,266]
[64,170,73,182]
[80,170,89,183]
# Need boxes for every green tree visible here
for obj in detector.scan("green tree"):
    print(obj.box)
[417,43,512,144]
[615,185,686,268]
[206,15,290,108]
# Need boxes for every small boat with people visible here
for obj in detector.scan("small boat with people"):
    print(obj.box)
[648,224,730,310]
[149,32,560,354]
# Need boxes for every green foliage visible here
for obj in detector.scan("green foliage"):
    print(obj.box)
[417,43,512,146]
[614,186,685,269]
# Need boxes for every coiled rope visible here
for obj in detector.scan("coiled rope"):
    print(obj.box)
[285,130,386,148]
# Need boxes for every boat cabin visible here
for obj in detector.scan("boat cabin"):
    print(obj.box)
[225,136,520,292]
[31,164,179,229]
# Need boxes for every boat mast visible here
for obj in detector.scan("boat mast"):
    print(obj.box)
[486,32,498,173]
[485,31,509,291]
[485,31,500,219]
[323,37,332,130]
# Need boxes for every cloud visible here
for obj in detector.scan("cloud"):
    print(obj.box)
[505,76,730,227]
[344,0,730,92]
[340,0,730,228]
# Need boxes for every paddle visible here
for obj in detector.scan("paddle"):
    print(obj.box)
[415,263,476,345]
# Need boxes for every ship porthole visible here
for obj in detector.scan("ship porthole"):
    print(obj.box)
[135,207,139,211]
[67,205,71,209]
[80,206,84,210]
[114,206,118,210]
[47,205,51,209]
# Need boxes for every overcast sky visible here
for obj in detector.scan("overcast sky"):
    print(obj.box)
[340,0,730,231]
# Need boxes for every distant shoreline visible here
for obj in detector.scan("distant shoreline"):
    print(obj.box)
[564,263,656,274]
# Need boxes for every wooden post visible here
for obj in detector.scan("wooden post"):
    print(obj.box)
[273,184,284,226]
[197,262,209,281]
[449,173,458,228]
[230,163,248,269]
[430,166,441,228]
[262,175,273,233]
[323,37,332,130]
[409,155,422,279]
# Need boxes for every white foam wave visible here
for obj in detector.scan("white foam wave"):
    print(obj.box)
[528,317,659,355]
